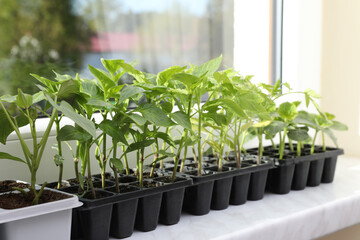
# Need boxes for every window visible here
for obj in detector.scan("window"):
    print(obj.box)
[0,0,234,96]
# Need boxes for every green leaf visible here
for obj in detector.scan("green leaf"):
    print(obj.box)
[216,99,246,118]
[156,65,187,86]
[118,62,145,82]
[170,111,191,130]
[57,79,79,100]
[287,129,310,142]
[253,120,272,128]
[87,99,114,109]
[330,121,348,131]
[0,108,28,144]
[160,101,173,114]
[0,95,16,103]
[325,112,335,121]
[264,121,286,135]
[54,154,64,166]
[53,71,72,82]
[305,94,310,107]
[16,89,33,109]
[108,85,124,98]
[88,65,116,92]
[193,54,222,77]
[126,140,155,153]
[137,103,175,127]
[127,113,147,125]
[57,125,92,142]
[152,132,175,147]
[240,121,254,132]
[110,158,124,171]
[32,92,45,105]
[304,89,321,98]
[98,119,128,145]
[172,73,201,90]
[101,58,125,75]
[324,128,338,147]
[119,85,144,103]
[278,102,298,121]
[46,95,97,138]
[158,150,175,157]
[0,152,25,163]
[30,74,57,92]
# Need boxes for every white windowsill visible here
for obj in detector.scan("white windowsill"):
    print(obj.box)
[121,156,360,240]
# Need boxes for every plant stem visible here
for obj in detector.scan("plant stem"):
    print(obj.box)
[55,116,63,189]
[150,126,159,178]
[257,128,263,164]
[322,131,326,151]
[289,139,294,152]
[270,138,276,149]
[311,130,319,155]
[297,142,301,157]
[197,98,202,176]
[86,142,96,199]
[180,144,188,172]
[32,182,47,205]
[279,126,287,160]
[238,131,247,169]
[112,140,120,193]
[122,145,130,175]
[74,143,80,183]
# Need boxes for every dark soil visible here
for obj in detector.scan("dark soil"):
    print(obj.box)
[0,180,29,193]
[106,185,139,194]
[92,181,115,189]
[0,190,71,209]
[131,181,161,189]
[155,176,185,183]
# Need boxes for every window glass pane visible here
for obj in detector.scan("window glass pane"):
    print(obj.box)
[0,0,234,96]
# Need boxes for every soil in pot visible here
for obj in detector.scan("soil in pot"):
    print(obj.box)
[0,180,29,193]
[92,180,115,189]
[0,190,71,209]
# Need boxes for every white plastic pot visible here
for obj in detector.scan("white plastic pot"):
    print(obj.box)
[0,186,82,240]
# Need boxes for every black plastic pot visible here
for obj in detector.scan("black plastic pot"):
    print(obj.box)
[291,161,311,190]
[135,192,163,231]
[266,160,295,194]
[322,147,344,183]
[155,176,191,225]
[223,160,258,205]
[183,180,214,215]
[229,173,251,205]
[107,185,139,239]
[248,169,269,200]
[210,175,233,210]
[71,189,115,240]
[231,156,274,201]
[307,157,326,187]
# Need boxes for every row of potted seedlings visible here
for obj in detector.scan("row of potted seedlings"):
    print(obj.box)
[0,55,347,240]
